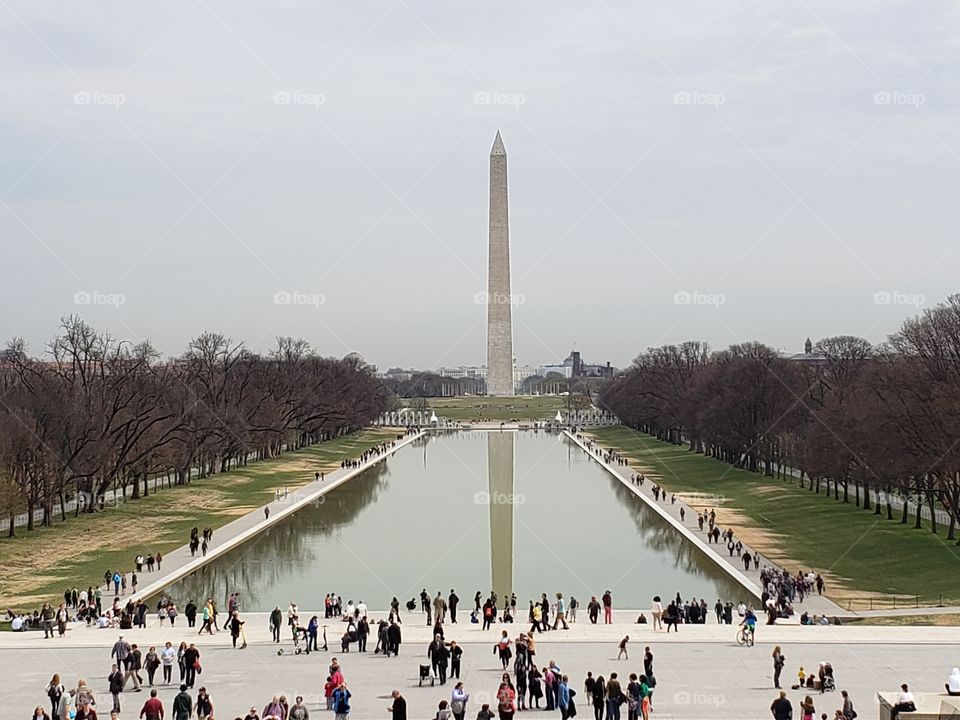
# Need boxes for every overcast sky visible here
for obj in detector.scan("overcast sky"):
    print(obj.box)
[2,1,958,370]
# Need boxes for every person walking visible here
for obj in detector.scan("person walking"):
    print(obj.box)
[497,680,516,720]
[139,689,164,720]
[557,675,571,720]
[772,646,785,689]
[229,610,245,648]
[770,691,792,720]
[45,674,65,719]
[289,695,310,720]
[196,687,213,720]
[160,642,175,684]
[618,636,629,660]
[651,597,662,631]
[172,685,192,720]
[144,646,160,687]
[495,631,513,670]
[108,665,124,714]
[183,644,200,688]
[429,633,450,685]
[605,673,622,720]
[450,641,463,679]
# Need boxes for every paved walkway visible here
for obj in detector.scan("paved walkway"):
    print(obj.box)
[127,430,424,603]
[568,431,846,616]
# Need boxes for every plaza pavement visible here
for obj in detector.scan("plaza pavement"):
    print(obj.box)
[7,610,960,719]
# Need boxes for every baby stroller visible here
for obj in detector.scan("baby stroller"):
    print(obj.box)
[819,662,836,692]
[418,664,435,687]
[278,624,309,655]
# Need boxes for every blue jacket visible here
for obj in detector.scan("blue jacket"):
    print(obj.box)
[558,682,570,708]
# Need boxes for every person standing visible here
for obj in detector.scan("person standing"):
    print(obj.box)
[602,591,613,624]
[144,646,160,687]
[172,685,192,720]
[643,647,654,682]
[451,682,469,720]
[387,620,402,656]
[139,689,164,720]
[450,641,463,679]
[840,690,856,719]
[449,590,460,624]
[229,610,245,648]
[388,690,406,720]
[268,606,282,642]
[108,665,124,714]
[772,646,785,689]
[333,682,352,720]
[617,636,629,660]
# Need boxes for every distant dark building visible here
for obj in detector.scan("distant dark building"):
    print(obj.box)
[787,337,829,369]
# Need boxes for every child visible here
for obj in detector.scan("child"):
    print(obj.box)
[476,703,495,720]
[618,635,629,660]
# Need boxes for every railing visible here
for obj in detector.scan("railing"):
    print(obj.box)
[832,594,947,611]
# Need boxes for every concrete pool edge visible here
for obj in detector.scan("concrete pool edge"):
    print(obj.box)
[130,430,425,604]
[564,429,768,604]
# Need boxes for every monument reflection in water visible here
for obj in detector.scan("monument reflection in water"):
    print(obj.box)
[161,431,748,610]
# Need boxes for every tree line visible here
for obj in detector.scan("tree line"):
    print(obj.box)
[0,316,389,535]
[599,294,960,542]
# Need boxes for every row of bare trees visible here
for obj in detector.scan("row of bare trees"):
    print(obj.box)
[0,317,389,536]
[599,295,960,542]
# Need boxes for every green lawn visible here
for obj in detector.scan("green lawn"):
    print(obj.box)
[403,395,569,421]
[587,426,960,607]
[0,427,401,609]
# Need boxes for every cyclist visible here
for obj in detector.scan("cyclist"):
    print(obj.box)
[739,606,757,644]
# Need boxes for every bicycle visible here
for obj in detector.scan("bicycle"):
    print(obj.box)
[736,626,755,647]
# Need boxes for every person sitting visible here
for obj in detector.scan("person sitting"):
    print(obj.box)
[10,614,24,631]
[890,683,916,720]
[947,667,960,696]
[635,613,647,624]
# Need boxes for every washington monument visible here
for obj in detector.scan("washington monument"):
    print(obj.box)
[486,131,515,396]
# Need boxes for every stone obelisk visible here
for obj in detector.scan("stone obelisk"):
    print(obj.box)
[486,131,515,396]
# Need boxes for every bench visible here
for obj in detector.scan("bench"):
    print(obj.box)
[877,692,960,720]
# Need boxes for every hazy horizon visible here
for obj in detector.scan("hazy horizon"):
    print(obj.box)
[3,1,958,369]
